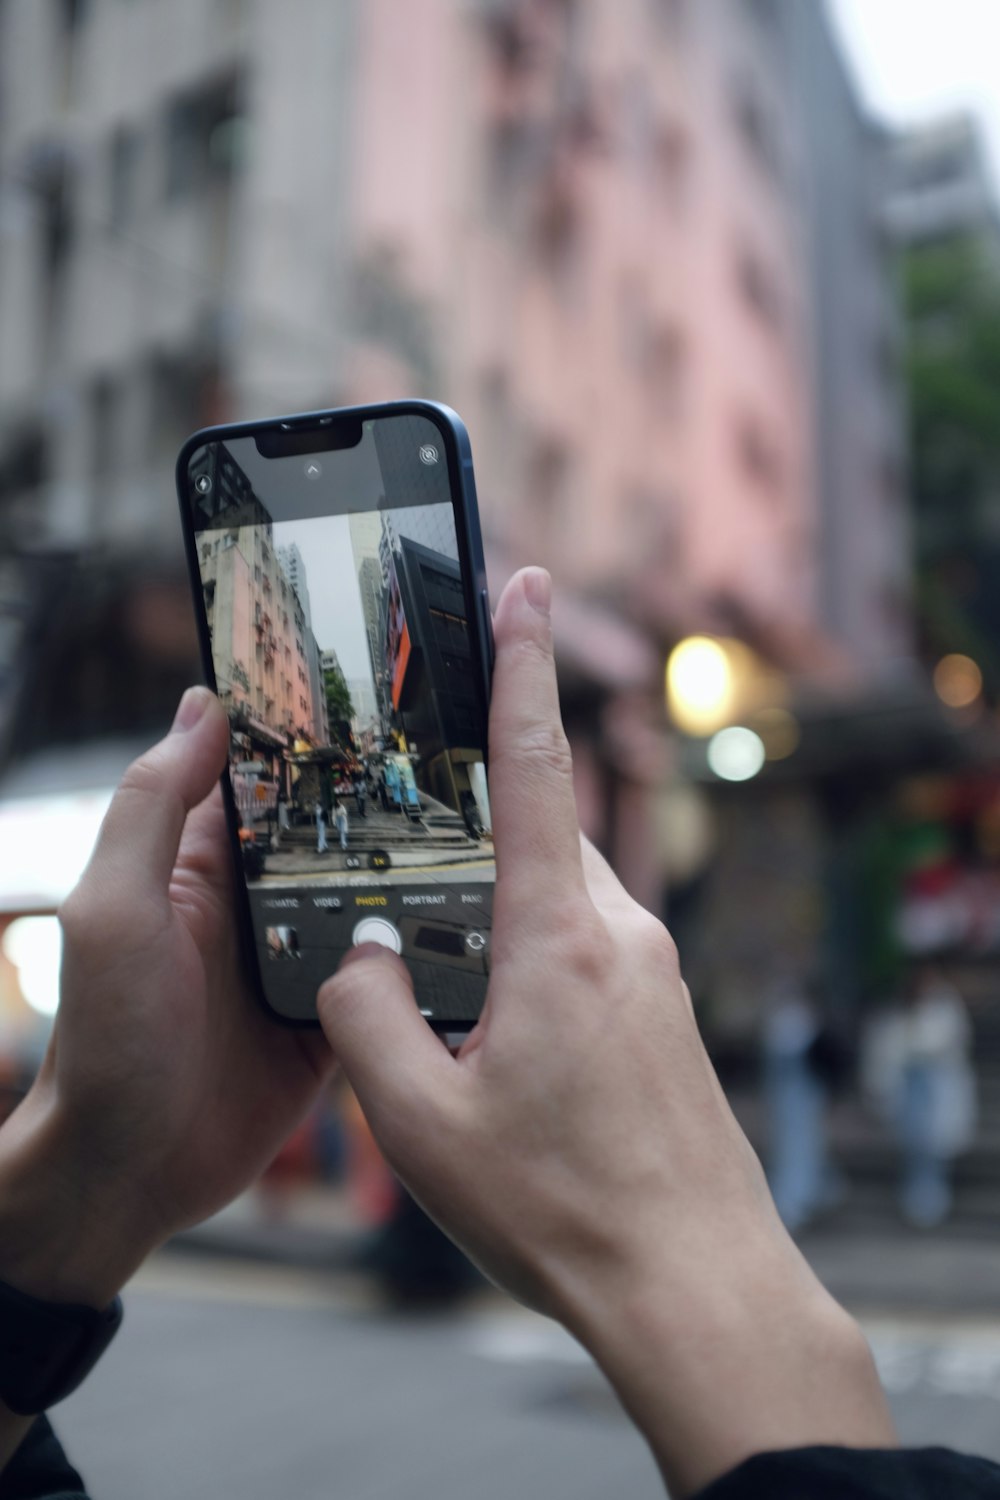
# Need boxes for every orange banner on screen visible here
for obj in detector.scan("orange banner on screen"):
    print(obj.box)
[391,622,411,709]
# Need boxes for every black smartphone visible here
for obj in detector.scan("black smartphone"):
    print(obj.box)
[176,401,494,1032]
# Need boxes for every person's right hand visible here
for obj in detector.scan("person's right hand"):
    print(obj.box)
[318,568,895,1497]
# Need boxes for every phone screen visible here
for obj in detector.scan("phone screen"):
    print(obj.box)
[181,410,493,1027]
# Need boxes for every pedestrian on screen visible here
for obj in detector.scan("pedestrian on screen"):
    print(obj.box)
[335,799,349,852]
[315,800,328,854]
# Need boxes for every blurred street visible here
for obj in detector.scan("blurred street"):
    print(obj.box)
[54,1250,1000,1500]
[57,1258,662,1500]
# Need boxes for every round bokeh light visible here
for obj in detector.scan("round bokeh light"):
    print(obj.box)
[707,726,766,783]
[933,654,982,710]
[666,637,734,736]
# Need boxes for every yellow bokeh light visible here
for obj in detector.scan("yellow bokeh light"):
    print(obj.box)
[1,917,62,1018]
[933,654,982,710]
[666,637,735,736]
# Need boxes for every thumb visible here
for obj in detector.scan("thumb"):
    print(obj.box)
[317,946,452,1139]
[83,687,230,901]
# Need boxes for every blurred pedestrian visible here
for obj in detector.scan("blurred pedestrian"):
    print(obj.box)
[335,798,349,851]
[277,795,290,834]
[867,967,976,1228]
[354,776,367,819]
[762,973,844,1232]
[314,800,328,854]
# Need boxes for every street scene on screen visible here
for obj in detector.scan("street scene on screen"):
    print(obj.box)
[195,449,493,894]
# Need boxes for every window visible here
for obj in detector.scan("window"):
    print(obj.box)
[164,77,246,200]
[148,356,206,472]
[54,0,88,102]
[56,0,88,32]
[28,154,75,298]
[872,329,899,385]
[649,0,687,38]
[731,77,782,186]
[529,437,570,512]
[0,428,48,505]
[736,245,782,335]
[646,325,685,417]
[878,454,905,509]
[903,147,970,195]
[90,376,115,484]
[653,119,691,213]
[746,0,780,31]
[108,127,140,232]
[735,416,783,497]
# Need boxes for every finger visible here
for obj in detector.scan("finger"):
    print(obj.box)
[579,835,634,916]
[317,947,453,1142]
[83,688,230,902]
[488,570,585,911]
[174,783,233,896]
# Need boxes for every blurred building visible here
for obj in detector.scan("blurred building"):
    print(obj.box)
[884,114,1000,258]
[785,2,912,682]
[0,0,916,982]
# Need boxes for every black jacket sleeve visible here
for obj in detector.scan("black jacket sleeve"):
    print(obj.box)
[695,1446,1000,1499]
[0,1419,89,1500]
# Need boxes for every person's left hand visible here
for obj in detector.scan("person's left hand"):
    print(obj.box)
[0,687,333,1307]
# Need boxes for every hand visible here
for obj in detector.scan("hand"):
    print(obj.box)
[318,569,895,1497]
[0,689,333,1309]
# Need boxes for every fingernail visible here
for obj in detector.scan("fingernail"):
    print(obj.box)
[523,568,551,617]
[171,686,210,733]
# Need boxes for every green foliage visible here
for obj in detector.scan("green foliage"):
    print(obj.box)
[323,665,354,749]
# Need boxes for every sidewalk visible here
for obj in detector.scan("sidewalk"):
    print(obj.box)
[168,1181,1000,1317]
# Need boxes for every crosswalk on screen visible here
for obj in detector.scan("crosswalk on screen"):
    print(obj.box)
[184,413,493,1025]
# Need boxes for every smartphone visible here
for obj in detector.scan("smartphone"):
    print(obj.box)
[176,401,495,1032]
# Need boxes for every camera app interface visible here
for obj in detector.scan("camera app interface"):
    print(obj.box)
[185,413,493,1023]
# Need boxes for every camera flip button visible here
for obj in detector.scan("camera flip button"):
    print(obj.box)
[352,917,403,955]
